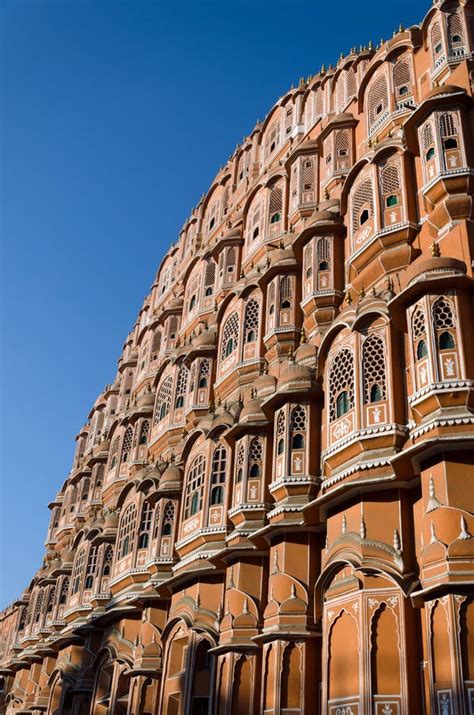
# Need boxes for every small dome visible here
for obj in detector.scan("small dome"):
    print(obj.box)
[295,342,317,367]
[425,84,466,100]
[254,371,277,399]
[271,246,295,266]
[278,357,312,391]
[160,464,182,486]
[103,511,119,530]
[194,329,215,348]
[239,395,265,423]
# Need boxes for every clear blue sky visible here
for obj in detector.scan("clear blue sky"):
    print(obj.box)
[0,0,427,608]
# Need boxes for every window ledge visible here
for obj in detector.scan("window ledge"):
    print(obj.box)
[321,423,407,460]
[408,379,473,406]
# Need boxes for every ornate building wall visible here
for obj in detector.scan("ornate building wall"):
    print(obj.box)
[1,1,474,713]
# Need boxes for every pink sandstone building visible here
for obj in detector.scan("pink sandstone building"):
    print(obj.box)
[1,1,474,713]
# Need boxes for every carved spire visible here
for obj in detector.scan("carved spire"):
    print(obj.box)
[426,474,442,513]
[459,516,472,540]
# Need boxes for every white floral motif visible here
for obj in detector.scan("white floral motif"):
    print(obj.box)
[249,485,257,499]
[390,211,397,223]
[448,155,458,168]
[382,706,393,715]
[294,457,302,472]
[368,598,378,609]
[334,418,351,439]
[419,366,428,385]
[444,357,455,377]
[373,407,381,423]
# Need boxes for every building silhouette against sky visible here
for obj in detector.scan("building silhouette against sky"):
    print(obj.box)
[1,1,474,713]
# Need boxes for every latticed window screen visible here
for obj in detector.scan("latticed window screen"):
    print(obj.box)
[236,442,245,482]
[301,158,315,200]
[121,426,134,463]
[225,247,236,271]
[317,237,331,266]
[362,334,387,403]
[118,504,137,559]
[439,112,458,139]
[379,159,401,201]
[431,22,443,55]
[352,178,374,232]
[412,306,426,340]
[266,121,280,156]
[447,13,464,48]
[175,365,189,408]
[138,502,153,547]
[269,184,283,219]
[290,405,307,432]
[204,260,216,291]
[85,546,98,588]
[393,58,411,94]
[154,375,173,424]
[329,348,355,421]
[199,359,210,385]
[162,501,175,536]
[71,548,86,594]
[248,200,263,243]
[304,97,313,131]
[33,589,44,623]
[280,276,293,303]
[221,312,239,360]
[304,243,313,275]
[433,297,455,329]
[184,454,206,518]
[244,298,260,341]
[347,68,357,101]
[314,90,323,119]
[139,420,149,445]
[268,281,276,310]
[335,131,350,171]
[210,445,227,505]
[248,436,263,478]
[277,410,286,437]
[102,545,113,576]
[59,577,70,604]
[335,74,345,111]
[285,106,293,133]
[46,586,56,614]
[168,316,179,339]
[368,75,389,127]
[207,201,218,233]
[421,122,435,154]
[151,330,161,358]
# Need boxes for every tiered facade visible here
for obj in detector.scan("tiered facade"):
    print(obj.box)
[2,2,474,713]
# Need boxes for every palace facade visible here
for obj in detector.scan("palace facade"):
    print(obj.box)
[1,1,474,713]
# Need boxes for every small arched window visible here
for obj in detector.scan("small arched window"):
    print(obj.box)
[189,295,196,311]
[210,445,227,506]
[439,331,455,350]
[329,348,354,422]
[417,340,428,359]
[248,437,263,480]
[118,503,137,559]
[154,375,173,424]
[277,439,285,455]
[292,433,305,449]
[362,334,387,405]
[221,312,239,362]
[244,298,260,344]
[139,421,150,445]
[138,501,153,549]
[162,502,175,536]
[336,391,349,418]
[184,454,206,519]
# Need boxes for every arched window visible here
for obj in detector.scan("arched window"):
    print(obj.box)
[447,12,465,52]
[109,436,120,470]
[379,158,401,211]
[198,359,210,389]
[121,427,134,463]
[335,130,350,172]
[248,437,263,479]
[247,199,263,245]
[151,329,161,360]
[33,589,44,623]
[189,295,197,311]
[102,546,113,579]
[46,586,56,614]
[139,420,150,445]
[433,297,456,351]
[431,21,444,59]
[154,375,173,424]
[439,112,459,152]
[117,503,137,559]
[59,577,70,605]
[162,501,175,536]
[439,331,455,350]
[368,75,389,131]
[210,445,227,506]
[421,122,436,163]
[393,57,411,98]
[84,545,98,590]
[71,547,86,595]
[290,405,306,449]
[236,442,245,484]
[244,298,260,343]
[138,501,153,549]
[417,340,428,359]
[175,364,189,409]
[221,312,239,361]
[280,275,293,309]
[269,184,283,227]
[362,334,387,404]
[412,305,428,361]
[204,259,216,296]
[184,454,206,519]
[329,348,355,422]
[351,178,374,234]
